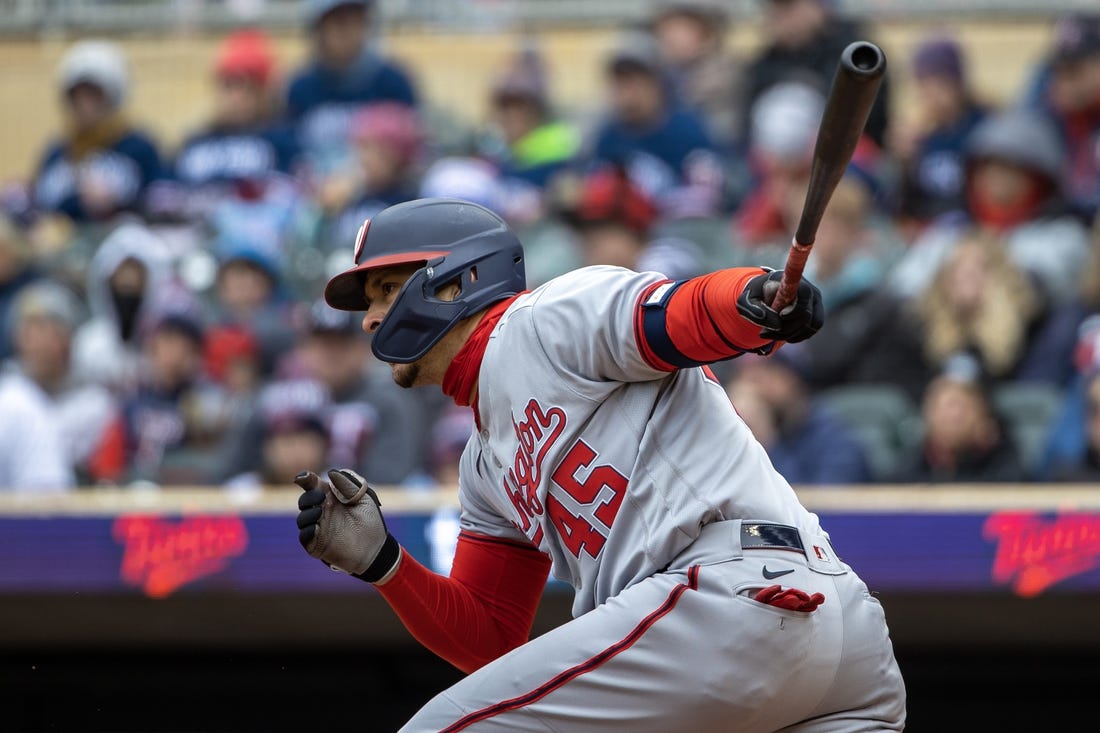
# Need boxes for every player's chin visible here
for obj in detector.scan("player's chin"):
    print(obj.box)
[390,361,420,389]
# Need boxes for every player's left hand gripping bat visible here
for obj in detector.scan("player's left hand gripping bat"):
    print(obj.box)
[769,41,887,312]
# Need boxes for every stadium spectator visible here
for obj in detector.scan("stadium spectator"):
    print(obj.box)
[1047,372,1100,482]
[568,166,704,279]
[483,44,579,192]
[741,0,890,148]
[8,282,121,484]
[209,238,296,376]
[650,1,744,148]
[112,312,230,485]
[1034,14,1100,221]
[914,231,1067,385]
[777,173,928,398]
[0,370,74,492]
[33,41,163,223]
[894,36,989,226]
[225,379,333,490]
[317,102,424,250]
[0,214,42,361]
[891,355,1026,483]
[1037,315,1100,480]
[588,31,725,218]
[170,29,299,217]
[286,0,418,181]
[72,222,188,391]
[426,403,474,486]
[293,300,428,485]
[725,353,872,485]
[889,108,1091,305]
[735,79,824,250]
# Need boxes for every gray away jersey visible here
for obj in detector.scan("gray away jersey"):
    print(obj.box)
[458,266,825,617]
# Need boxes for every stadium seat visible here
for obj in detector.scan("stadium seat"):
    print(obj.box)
[817,384,922,481]
[992,382,1066,477]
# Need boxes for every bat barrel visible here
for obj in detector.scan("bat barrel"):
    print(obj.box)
[844,41,886,78]
[773,41,887,313]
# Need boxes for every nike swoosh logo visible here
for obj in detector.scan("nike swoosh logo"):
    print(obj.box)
[762,566,795,580]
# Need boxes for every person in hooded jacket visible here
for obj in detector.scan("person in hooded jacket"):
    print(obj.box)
[889,108,1091,306]
[71,222,190,392]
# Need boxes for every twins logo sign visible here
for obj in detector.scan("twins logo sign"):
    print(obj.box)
[984,511,1100,597]
[504,399,628,559]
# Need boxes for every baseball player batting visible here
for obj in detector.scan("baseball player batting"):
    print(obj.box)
[295,198,906,731]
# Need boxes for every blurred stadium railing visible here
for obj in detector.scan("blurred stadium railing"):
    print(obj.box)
[1,0,1098,35]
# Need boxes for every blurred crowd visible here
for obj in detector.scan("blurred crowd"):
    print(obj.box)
[3,0,1100,492]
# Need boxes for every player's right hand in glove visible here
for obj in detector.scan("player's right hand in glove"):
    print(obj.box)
[736,269,825,343]
[295,469,401,583]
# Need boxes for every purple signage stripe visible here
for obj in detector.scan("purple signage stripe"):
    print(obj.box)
[3,511,1100,597]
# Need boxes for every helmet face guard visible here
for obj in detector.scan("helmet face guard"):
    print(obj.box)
[324,198,526,364]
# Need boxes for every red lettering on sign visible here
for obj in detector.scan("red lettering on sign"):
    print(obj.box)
[983,511,1100,597]
[112,515,249,598]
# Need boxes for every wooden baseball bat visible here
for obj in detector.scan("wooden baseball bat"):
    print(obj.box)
[769,41,887,312]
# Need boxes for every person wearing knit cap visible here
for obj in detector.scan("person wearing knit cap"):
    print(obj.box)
[588,31,725,219]
[1042,14,1100,220]
[890,108,1091,307]
[109,308,237,485]
[895,35,988,224]
[0,214,43,362]
[483,44,580,192]
[210,234,297,378]
[224,378,333,490]
[742,0,891,149]
[317,102,423,253]
[7,281,121,485]
[736,78,828,249]
[650,0,745,148]
[286,0,418,183]
[567,165,704,281]
[33,40,164,223]
[170,29,300,216]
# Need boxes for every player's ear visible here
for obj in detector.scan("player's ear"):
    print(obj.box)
[434,279,462,303]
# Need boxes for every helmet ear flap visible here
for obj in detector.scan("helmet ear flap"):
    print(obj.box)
[371,265,466,364]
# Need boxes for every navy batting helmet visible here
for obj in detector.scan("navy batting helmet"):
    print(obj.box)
[324,198,526,364]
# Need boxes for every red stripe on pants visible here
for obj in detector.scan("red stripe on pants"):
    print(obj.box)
[439,565,700,732]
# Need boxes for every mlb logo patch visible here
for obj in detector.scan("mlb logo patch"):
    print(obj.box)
[813,545,832,563]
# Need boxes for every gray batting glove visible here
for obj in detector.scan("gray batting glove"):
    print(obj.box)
[295,469,401,583]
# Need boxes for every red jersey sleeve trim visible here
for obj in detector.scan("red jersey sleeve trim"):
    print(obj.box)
[634,268,773,370]
[376,533,552,674]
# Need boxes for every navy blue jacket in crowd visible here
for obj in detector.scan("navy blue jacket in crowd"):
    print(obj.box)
[767,404,872,485]
[903,105,988,221]
[592,108,716,185]
[33,131,163,222]
[173,124,300,187]
[286,50,417,156]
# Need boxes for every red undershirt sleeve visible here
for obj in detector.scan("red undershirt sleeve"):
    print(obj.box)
[634,267,773,371]
[375,531,553,674]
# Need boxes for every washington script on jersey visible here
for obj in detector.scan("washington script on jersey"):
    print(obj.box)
[504,398,565,542]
